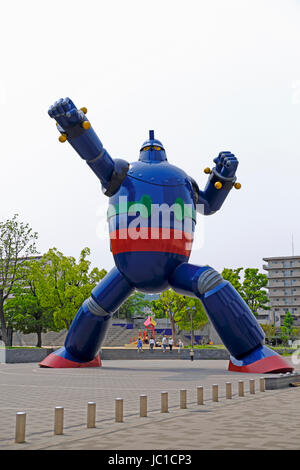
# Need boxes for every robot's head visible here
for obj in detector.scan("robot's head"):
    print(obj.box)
[139,130,167,163]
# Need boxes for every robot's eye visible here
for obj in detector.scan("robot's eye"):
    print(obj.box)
[143,146,162,151]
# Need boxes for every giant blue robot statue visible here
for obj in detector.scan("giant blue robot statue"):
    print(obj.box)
[40,97,293,373]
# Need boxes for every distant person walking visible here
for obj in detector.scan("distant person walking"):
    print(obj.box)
[190,349,194,361]
[162,336,168,353]
[137,338,143,353]
[169,337,174,352]
[177,338,183,358]
[149,338,155,352]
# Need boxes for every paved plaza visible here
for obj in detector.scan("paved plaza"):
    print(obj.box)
[0,358,299,450]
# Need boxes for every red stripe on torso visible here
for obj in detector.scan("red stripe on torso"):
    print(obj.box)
[110,228,193,257]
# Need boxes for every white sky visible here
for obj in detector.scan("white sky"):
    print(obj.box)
[1,0,300,275]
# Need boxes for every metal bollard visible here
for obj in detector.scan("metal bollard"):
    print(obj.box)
[87,402,96,428]
[161,391,168,413]
[140,395,147,417]
[180,389,187,409]
[249,379,255,394]
[197,386,204,405]
[115,398,123,423]
[15,412,26,443]
[212,384,218,402]
[238,381,244,397]
[260,377,265,392]
[226,382,232,399]
[54,407,64,435]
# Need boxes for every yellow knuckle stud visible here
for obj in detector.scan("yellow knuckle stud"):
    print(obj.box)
[234,182,241,189]
[82,121,91,130]
[80,107,87,114]
[204,167,212,174]
[58,133,67,143]
[214,181,222,190]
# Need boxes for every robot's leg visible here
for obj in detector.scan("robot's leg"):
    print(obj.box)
[39,267,134,368]
[169,263,293,373]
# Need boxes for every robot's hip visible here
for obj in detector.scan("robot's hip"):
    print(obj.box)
[113,251,191,292]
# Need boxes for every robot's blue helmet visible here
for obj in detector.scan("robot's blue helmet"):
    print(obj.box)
[139,130,167,162]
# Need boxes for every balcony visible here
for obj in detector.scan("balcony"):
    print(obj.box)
[270,301,300,307]
[268,281,300,288]
[267,272,300,279]
[268,292,300,298]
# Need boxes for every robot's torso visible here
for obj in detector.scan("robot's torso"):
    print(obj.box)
[108,159,196,292]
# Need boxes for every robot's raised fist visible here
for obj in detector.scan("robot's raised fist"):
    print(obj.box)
[48,97,87,132]
[213,151,238,179]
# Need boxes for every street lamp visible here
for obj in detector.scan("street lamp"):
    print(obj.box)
[190,306,196,349]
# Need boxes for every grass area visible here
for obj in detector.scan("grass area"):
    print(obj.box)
[183,344,297,352]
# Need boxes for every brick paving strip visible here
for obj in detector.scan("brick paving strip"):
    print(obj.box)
[0,360,299,450]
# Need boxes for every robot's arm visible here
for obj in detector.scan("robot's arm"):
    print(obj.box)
[191,152,241,215]
[48,98,129,196]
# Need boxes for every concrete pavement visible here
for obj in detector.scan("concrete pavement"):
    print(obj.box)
[0,358,299,450]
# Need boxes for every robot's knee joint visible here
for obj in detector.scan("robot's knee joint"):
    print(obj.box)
[197,268,223,295]
[85,297,110,317]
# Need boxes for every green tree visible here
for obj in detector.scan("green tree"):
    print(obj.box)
[4,258,57,347]
[174,297,208,345]
[35,247,106,330]
[118,291,150,319]
[281,311,294,337]
[242,268,270,316]
[222,267,269,316]
[0,214,38,345]
[291,327,300,339]
[260,323,276,344]
[151,289,208,342]
[221,268,243,291]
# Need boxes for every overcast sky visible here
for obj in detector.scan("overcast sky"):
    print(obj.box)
[1,0,300,275]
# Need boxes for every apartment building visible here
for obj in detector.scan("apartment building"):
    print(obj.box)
[263,256,300,326]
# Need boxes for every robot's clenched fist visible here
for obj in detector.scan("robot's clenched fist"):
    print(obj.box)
[40,97,293,375]
[213,151,238,178]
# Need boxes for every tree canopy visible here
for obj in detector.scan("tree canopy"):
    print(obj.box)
[5,247,107,346]
[151,289,208,341]
[4,257,57,347]
[37,247,107,330]
[118,291,150,319]
[222,267,269,316]
[0,214,38,345]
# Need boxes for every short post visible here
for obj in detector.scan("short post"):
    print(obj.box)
[161,391,168,413]
[197,386,204,405]
[226,382,232,399]
[15,412,26,443]
[54,407,64,435]
[87,402,96,428]
[249,379,255,395]
[180,389,187,409]
[238,381,244,397]
[260,377,265,392]
[115,398,123,423]
[212,384,218,402]
[140,395,147,417]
